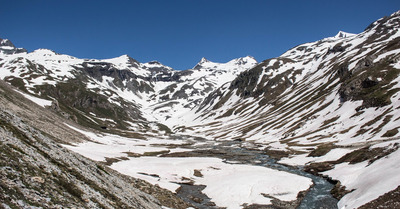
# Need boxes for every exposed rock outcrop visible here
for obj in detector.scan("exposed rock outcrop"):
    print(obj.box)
[0,38,27,54]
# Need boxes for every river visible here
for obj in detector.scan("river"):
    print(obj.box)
[174,140,338,209]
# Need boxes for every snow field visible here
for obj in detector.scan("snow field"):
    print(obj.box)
[323,144,400,209]
[111,156,312,209]
[62,124,192,161]
[15,90,53,108]
[278,148,354,166]
[63,125,312,209]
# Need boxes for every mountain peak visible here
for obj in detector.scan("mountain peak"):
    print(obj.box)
[147,60,162,65]
[192,57,212,70]
[232,56,257,65]
[0,38,27,55]
[99,54,141,71]
[120,54,131,59]
[0,38,14,47]
[334,31,356,38]
[103,54,138,63]
[111,54,135,62]
[142,60,173,71]
[199,57,210,64]
[32,48,57,55]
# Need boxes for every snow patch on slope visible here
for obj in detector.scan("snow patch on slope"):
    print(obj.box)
[15,90,53,108]
[324,144,400,209]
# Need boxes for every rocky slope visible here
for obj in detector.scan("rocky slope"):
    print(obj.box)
[0,80,191,208]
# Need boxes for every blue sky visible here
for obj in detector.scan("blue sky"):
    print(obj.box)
[1,0,399,70]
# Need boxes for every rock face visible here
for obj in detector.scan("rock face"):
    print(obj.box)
[0,91,161,208]
[0,38,27,54]
[0,111,160,208]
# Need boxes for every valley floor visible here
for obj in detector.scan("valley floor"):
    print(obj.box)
[62,122,400,209]
[63,125,339,209]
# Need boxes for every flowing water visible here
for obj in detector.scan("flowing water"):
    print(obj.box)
[176,140,338,209]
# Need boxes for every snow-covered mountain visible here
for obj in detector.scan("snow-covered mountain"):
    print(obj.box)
[0,41,257,134]
[174,10,400,208]
[146,56,257,125]
[1,10,400,209]
[184,11,400,143]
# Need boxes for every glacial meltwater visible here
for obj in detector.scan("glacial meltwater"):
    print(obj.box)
[176,140,338,209]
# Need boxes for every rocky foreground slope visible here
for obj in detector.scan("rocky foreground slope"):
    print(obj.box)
[0,80,189,208]
[1,10,400,209]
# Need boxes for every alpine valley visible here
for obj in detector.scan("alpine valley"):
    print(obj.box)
[1,10,400,209]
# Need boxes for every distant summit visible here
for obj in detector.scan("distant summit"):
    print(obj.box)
[193,56,257,71]
[334,31,356,38]
[231,56,257,66]
[0,38,27,55]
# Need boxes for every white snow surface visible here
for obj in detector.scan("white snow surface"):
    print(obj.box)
[111,157,312,209]
[324,145,400,209]
[333,31,356,39]
[15,90,53,108]
[62,125,312,209]
[62,124,191,161]
[100,55,170,77]
[279,148,354,166]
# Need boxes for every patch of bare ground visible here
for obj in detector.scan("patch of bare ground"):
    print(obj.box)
[329,181,354,200]
[116,170,192,209]
[243,190,308,209]
[307,143,336,157]
[263,149,290,160]
[0,80,87,144]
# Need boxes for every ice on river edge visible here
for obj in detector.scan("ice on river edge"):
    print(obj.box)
[63,125,312,209]
[112,157,312,209]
